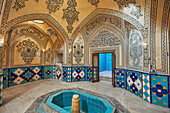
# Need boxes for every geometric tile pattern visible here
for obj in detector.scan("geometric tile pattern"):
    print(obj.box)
[53,65,56,79]
[142,73,151,102]
[151,75,169,107]
[55,66,62,80]
[11,66,42,86]
[63,67,68,82]
[67,67,72,82]
[3,69,9,89]
[93,68,98,80]
[72,67,85,82]
[87,67,92,82]
[126,70,143,98]
[115,68,126,89]
[0,74,2,106]
[44,66,53,79]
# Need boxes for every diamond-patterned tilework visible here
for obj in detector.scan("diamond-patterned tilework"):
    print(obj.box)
[11,66,42,86]
[63,67,68,82]
[0,74,2,106]
[115,69,126,89]
[3,69,9,89]
[87,67,92,82]
[142,73,151,102]
[151,75,169,107]
[44,66,53,79]
[56,66,62,80]
[126,70,142,98]
[72,67,85,82]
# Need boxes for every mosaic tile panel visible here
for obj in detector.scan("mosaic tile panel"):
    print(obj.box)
[56,66,62,80]
[3,69,9,89]
[142,73,151,102]
[53,65,56,79]
[151,75,169,107]
[126,70,142,98]
[94,68,98,80]
[87,67,92,82]
[115,69,126,89]
[72,67,85,82]
[44,66,53,79]
[67,67,72,82]
[11,66,42,86]
[0,74,2,106]
[63,67,68,82]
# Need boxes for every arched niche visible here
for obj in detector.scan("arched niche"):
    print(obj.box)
[86,25,125,68]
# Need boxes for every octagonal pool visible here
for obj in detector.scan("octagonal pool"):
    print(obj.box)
[44,90,114,113]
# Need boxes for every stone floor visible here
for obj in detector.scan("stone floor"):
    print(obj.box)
[0,79,170,113]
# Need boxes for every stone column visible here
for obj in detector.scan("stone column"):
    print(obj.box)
[71,94,80,113]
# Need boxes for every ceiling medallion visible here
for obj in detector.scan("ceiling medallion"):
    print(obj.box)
[62,0,80,33]
[88,0,100,7]
[46,0,64,13]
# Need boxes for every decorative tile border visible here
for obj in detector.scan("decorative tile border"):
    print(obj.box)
[0,74,2,106]
[142,73,150,102]
[2,65,55,89]
[115,68,126,89]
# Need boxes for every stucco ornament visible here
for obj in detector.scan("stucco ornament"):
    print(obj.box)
[90,30,121,47]
[16,39,39,64]
[46,0,64,13]
[62,0,79,33]
[114,0,136,9]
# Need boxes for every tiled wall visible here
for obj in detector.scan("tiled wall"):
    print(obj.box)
[0,74,2,106]
[2,65,56,89]
[62,67,170,108]
[63,66,92,82]
[115,68,170,108]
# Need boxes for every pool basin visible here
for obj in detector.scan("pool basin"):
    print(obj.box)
[44,90,114,113]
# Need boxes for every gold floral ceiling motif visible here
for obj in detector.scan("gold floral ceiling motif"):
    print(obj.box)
[62,0,79,33]
[46,0,64,13]
[13,0,39,11]
[20,26,46,40]
[88,0,100,7]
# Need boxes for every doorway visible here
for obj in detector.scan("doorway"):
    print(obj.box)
[92,52,116,87]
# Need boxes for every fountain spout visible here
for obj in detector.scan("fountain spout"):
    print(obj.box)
[71,94,80,113]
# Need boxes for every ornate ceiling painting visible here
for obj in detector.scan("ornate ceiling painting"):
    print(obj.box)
[16,39,39,64]
[46,0,64,13]
[62,0,80,33]
[13,0,39,11]
[113,0,143,19]
[88,0,100,7]
[113,0,136,10]
[20,26,46,40]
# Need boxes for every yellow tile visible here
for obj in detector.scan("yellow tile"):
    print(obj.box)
[163,102,166,105]
[153,85,156,88]
[163,79,166,82]
[163,87,166,89]
[153,100,156,102]
[157,82,161,85]
[153,92,156,95]
[158,97,161,100]
[163,94,167,97]
[153,78,156,80]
